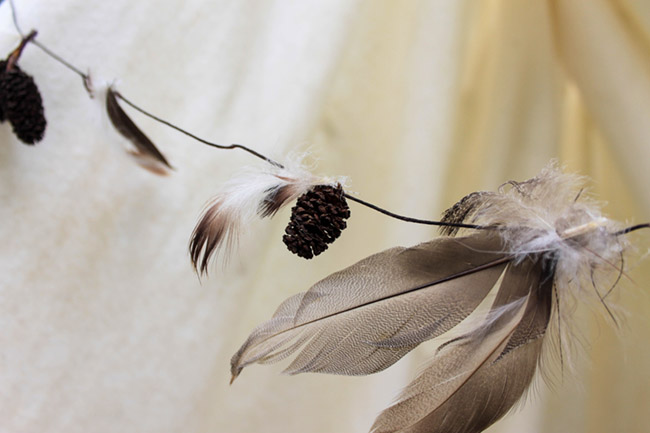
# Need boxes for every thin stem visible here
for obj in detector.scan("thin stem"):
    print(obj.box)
[343,193,487,230]
[603,250,624,300]
[8,0,23,36]
[615,223,650,236]
[115,92,284,168]
[7,0,92,94]
[553,283,564,375]
[32,39,88,80]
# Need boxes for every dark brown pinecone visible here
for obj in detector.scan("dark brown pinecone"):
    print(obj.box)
[283,184,351,259]
[0,63,46,144]
[0,60,8,122]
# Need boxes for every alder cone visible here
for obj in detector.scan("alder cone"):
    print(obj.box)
[0,64,46,144]
[0,61,7,122]
[283,184,350,259]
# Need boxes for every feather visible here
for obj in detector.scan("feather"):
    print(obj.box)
[104,86,172,176]
[258,183,297,218]
[190,160,344,275]
[231,233,511,379]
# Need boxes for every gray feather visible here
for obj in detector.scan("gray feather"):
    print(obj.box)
[231,234,509,380]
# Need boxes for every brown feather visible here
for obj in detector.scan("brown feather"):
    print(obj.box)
[105,87,172,175]
[230,233,511,381]
[189,199,228,275]
[370,256,554,433]
[258,183,297,218]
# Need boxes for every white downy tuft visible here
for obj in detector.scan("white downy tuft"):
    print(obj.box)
[461,162,628,329]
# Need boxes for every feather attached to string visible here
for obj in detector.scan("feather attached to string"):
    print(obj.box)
[104,85,173,176]
[231,163,638,433]
[189,158,346,275]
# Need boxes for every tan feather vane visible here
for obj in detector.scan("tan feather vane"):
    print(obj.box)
[231,163,640,433]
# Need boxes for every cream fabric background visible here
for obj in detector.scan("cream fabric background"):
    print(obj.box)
[0,1,648,432]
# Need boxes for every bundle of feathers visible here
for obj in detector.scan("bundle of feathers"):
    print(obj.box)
[230,163,634,433]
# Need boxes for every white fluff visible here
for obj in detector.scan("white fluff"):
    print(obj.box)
[459,162,630,358]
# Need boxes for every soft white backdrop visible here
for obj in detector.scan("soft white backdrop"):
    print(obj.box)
[0,1,648,432]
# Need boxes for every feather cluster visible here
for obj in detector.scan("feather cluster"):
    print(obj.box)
[189,159,346,275]
[231,163,631,433]
[442,164,626,318]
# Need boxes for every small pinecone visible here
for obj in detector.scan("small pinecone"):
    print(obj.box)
[283,184,351,259]
[0,61,8,122]
[0,64,46,144]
